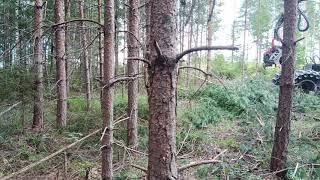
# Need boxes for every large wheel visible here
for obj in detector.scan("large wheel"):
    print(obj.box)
[272,70,320,93]
[294,71,320,93]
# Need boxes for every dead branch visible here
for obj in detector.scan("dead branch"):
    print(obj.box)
[116,30,144,49]
[207,0,216,24]
[154,41,163,56]
[0,101,22,117]
[131,164,147,172]
[178,149,227,172]
[175,46,238,62]
[177,125,192,155]
[52,19,103,28]
[114,139,148,156]
[102,75,142,90]
[0,129,101,180]
[179,66,211,77]
[126,57,151,67]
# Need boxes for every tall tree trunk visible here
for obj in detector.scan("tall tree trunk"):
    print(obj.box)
[98,0,103,87]
[187,15,193,88]
[242,0,248,78]
[65,0,71,98]
[32,0,44,130]
[54,0,67,127]
[270,0,297,178]
[147,0,178,178]
[101,0,115,179]
[231,20,235,63]
[206,0,215,73]
[79,0,91,111]
[127,0,139,147]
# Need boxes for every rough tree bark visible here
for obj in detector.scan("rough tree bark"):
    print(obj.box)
[146,1,238,179]
[270,0,297,178]
[127,0,139,147]
[147,0,179,178]
[32,0,44,129]
[79,0,91,111]
[54,0,67,127]
[101,0,115,179]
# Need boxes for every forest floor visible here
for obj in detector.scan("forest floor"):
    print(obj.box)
[0,78,320,179]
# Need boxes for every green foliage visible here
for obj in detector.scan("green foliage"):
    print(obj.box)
[0,66,33,102]
[211,54,242,79]
[183,79,278,128]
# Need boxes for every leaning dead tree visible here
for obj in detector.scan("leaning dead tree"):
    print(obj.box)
[145,0,237,179]
[270,0,298,178]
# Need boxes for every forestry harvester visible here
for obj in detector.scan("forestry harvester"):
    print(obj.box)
[263,0,320,93]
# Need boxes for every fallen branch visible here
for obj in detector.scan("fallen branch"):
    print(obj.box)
[175,46,238,62]
[114,139,148,156]
[131,164,147,172]
[260,163,320,177]
[178,149,227,172]
[0,101,22,117]
[0,129,101,180]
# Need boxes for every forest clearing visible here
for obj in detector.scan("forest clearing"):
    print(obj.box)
[0,0,320,179]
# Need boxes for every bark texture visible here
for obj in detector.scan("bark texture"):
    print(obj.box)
[147,0,178,179]
[54,0,67,127]
[79,0,91,111]
[127,0,140,147]
[101,0,115,179]
[32,0,44,129]
[270,0,297,178]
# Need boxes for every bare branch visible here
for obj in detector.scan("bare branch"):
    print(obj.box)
[102,75,142,90]
[154,41,163,56]
[178,149,227,172]
[52,19,104,28]
[175,46,238,62]
[0,102,22,117]
[117,30,144,49]
[126,57,151,67]
[179,66,211,77]
[207,0,216,23]
[131,164,147,172]
[1,129,101,180]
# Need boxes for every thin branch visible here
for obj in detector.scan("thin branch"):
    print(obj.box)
[178,149,227,172]
[154,41,163,56]
[179,66,211,76]
[114,140,148,156]
[52,19,104,28]
[138,1,149,9]
[175,46,238,62]
[0,102,22,117]
[105,75,142,89]
[131,164,147,172]
[0,129,101,180]
[207,0,216,23]
[126,57,151,67]
[117,30,144,49]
